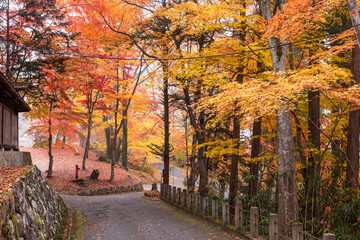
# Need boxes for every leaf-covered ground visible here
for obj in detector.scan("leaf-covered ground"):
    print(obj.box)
[21,147,157,194]
[0,166,32,201]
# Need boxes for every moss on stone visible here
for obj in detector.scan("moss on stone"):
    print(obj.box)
[2,225,10,238]
[23,168,33,177]
[34,213,42,231]
[57,207,68,239]
[22,152,33,166]
[11,213,19,240]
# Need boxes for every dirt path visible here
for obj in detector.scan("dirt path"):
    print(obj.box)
[62,192,241,240]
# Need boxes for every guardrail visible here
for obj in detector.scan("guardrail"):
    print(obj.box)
[160,184,336,240]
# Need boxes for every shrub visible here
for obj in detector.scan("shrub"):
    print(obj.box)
[97,156,108,162]
[32,140,49,148]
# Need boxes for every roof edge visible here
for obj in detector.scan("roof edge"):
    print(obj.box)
[0,71,31,112]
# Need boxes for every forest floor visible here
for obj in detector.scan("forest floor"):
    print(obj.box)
[21,147,160,195]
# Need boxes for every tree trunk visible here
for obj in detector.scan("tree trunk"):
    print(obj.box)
[229,7,246,203]
[187,138,198,191]
[276,104,298,224]
[162,61,170,185]
[122,101,128,170]
[261,0,299,226]
[55,129,61,142]
[104,114,112,159]
[182,81,207,195]
[229,116,240,208]
[82,115,92,170]
[5,0,10,79]
[185,114,189,183]
[249,118,262,198]
[110,66,121,183]
[346,109,359,188]
[346,0,360,48]
[105,126,112,159]
[116,138,121,163]
[346,45,360,188]
[304,89,321,227]
[47,104,53,178]
[197,110,207,196]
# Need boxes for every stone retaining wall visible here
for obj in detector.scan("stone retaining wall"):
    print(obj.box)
[1,166,67,240]
[79,183,143,196]
[0,152,32,168]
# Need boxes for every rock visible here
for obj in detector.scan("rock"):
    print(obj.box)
[71,178,90,187]
[0,166,67,239]
[16,214,26,237]
[7,219,14,236]
[28,228,38,240]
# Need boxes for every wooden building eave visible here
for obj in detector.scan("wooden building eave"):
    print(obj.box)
[0,72,31,113]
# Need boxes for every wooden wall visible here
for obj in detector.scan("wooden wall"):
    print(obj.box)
[0,103,18,150]
[0,106,2,145]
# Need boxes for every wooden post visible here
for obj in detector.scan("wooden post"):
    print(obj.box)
[235,202,243,230]
[165,185,168,199]
[166,184,169,199]
[162,184,166,198]
[189,193,194,209]
[202,196,209,216]
[172,186,177,202]
[160,183,164,198]
[168,185,172,200]
[195,193,201,212]
[212,198,218,220]
[292,223,303,240]
[269,213,278,240]
[250,206,259,238]
[222,201,229,225]
[323,233,335,240]
[177,188,182,204]
[182,189,187,207]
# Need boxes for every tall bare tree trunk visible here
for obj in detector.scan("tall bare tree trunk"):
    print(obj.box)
[122,68,128,171]
[47,103,54,178]
[122,108,128,170]
[260,0,298,227]
[197,114,207,196]
[346,0,360,47]
[187,138,197,191]
[304,89,321,229]
[229,116,240,208]
[229,2,246,205]
[229,67,245,210]
[5,0,10,79]
[109,121,118,183]
[249,118,262,198]
[162,61,170,185]
[82,115,92,170]
[110,66,121,182]
[346,45,360,188]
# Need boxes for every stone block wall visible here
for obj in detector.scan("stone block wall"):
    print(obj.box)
[79,183,143,196]
[0,152,32,168]
[1,166,67,240]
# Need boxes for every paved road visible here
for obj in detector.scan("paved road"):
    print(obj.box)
[62,192,240,240]
[152,162,186,188]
